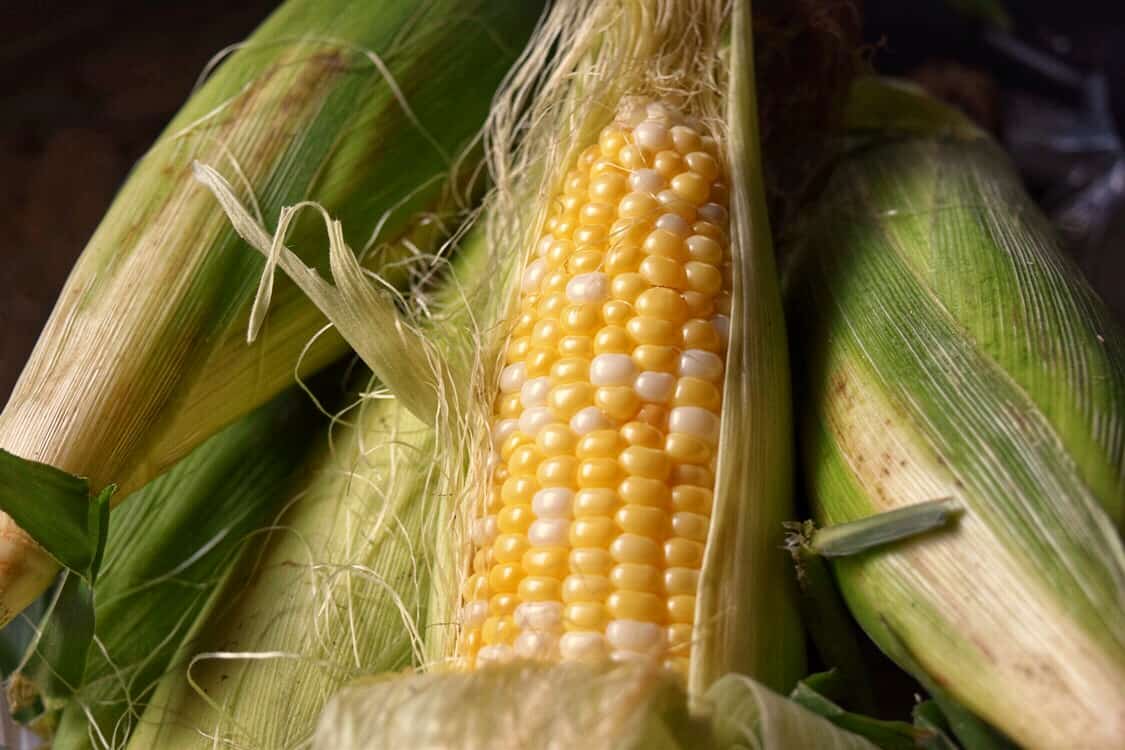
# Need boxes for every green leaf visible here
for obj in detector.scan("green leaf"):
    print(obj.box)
[808,498,962,558]
[788,671,928,750]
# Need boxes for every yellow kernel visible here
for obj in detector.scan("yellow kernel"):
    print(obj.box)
[513,310,535,335]
[488,563,525,593]
[619,445,671,480]
[667,595,696,624]
[460,629,481,654]
[653,150,684,179]
[487,616,519,645]
[681,290,715,318]
[554,217,576,237]
[642,229,686,260]
[666,488,711,517]
[580,202,614,227]
[490,593,519,616]
[568,249,604,274]
[590,172,629,202]
[565,172,589,196]
[500,431,529,462]
[685,261,722,294]
[590,159,617,178]
[463,573,488,600]
[519,576,562,602]
[673,377,722,411]
[547,240,574,268]
[610,563,663,594]
[701,136,719,157]
[596,386,641,422]
[618,144,647,170]
[561,304,600,334]
[620,421,662,448]
[531,319,561,349]
[563,574,612,603]
[684,152,720,182]
[486,487,505,514]
[667,623,694,650]
[656,191,696,221]
[565,602,610,631]
[619,192,659,220]
[671,172,710,205]
[526,347,557,377]
[615,504,670,538]
[537,424,578,457]
[501,476,537,505]
[666,433,713,464]
[609,218,649,246]
[538,456,579,488]
[599,125,627,156]
[561,194,582,214]
[709,181,729,206]
[549,382,596,418]
[509,445,543,477]
[551,357,590,383]
[602,299,632,325]
[631,344,678,372]
[665,538,705,567]
[492,464,510,485]
[685,235,723,264]
[672,511,711,542]
[577,430,624,459]
[574,225,608,246]
[605,246,641,275]
[579,458,621,488]
[538,293,568,318]
[498,392,522,419]
[559,335,594,358]
[626,316,678,346]
[594,326,631,354]
[639,255,687,289]
[682,319,722,352]
[715,293,731,315]
[670,126,702,154]
[498,505,534,534]
[607,590,664,621]
[665,567,701,595]
[493,534,530,564]
[634,288,688,323]
[611,273,649,302]
[618,476,671,507]
[691,221,724,241]
[570,517,615,548]
[578,145,600,168]
[569,547,614,575]
[671,464,714,488]
[574,488,618,517]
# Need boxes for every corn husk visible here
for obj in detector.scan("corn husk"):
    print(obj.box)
[0,0,542,626]
[312,663,879,750]
[20,389,321,749]
[787,80,1125,749]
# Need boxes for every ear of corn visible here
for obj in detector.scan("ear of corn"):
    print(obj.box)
[787,80,1125,749]
[13,389,321,750]
[312,663,880,750]
[0,0,543,626]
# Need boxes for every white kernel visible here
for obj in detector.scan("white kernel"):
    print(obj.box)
[532,488,574,518]
[528,518,569,546]
[522,258,547,293]
[493,419,518,447]
[646,101,673,122]
[519,406,555,436]
[521,376,550,408]
[712,314,730,342]
[514,601,564,631]
[570,406,612,435]
[559,631,609,662]
[698,203,728,224]
[462,600,489,628]
[590,353,637,386]
[476,645,514,665]
[634,371,675,403]
[606,619,665,653]
[471,517,497,546]
[669,406,720,443]
[514,630,558,660]
[679,349,724,381]
[566,272,610,304]
[500,363,526,393]
[635,121,672,152]
[629,168,665,194]
[655,213,691,237]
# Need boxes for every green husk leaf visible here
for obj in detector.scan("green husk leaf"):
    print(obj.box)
[0,452,109,582]
[311,664,880,750]
[787,671,929,750]
[788,81,1125,748]
[806,498,961,557]
[844,77,984,141]
[0,0,542,626]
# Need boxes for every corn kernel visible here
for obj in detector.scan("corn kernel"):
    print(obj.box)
[610,563,663,594]
[574,488,618,517]
[562,574,612,602]
[615,504,669,537]
[619,421,662,448]
[607,590,665,621]
[595,386,641,422]
[639,255,687,289]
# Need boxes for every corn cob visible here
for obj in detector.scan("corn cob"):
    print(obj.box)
[788,81,1125,749]
[0,0,541,627]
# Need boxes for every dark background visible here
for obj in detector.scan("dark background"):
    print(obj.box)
[3,0,1124,404]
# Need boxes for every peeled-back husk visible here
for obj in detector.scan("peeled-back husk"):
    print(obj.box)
[787,82,1125,749]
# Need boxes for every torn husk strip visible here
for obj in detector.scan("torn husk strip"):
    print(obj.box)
[35,389,321,750]
[0,0,542,626]
[313,663,879,750]
[788,81,1125,748]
